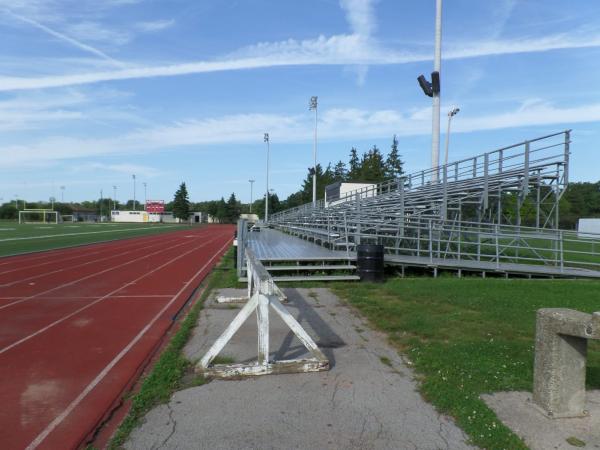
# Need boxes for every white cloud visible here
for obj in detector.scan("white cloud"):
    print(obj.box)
[4,10,123,66]
[134,19,175,32]
[1,99,598,168]
[339,0,377,36]
[1,27,599,92]
[67,21,130,46]
[75,162,160,177]
[0,88,144,131]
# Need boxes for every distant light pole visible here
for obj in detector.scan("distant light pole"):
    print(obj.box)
[100,189,103,222]
[50,197,55,210]
[309,96,318,206]
[14,194,18,209]
[264,133,270,223]
[132,174,136,210]
[60,185,65,202]
[113,185,117,211]
[444,107,460,167]
[143,182,147,210]
[249,179,255,213]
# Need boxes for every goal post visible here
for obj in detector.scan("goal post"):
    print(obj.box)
[18,209,59,224]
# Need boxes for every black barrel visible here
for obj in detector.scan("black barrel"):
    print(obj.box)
[356,244,385,282]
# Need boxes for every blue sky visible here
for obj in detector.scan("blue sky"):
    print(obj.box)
[1,0,600,205]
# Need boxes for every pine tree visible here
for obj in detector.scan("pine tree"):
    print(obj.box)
[333,160,347,181]
[172,182,190,221]
[226,193,240,223]
[385,135,404,178]
[348,147,360,180]
[361,145,386,182]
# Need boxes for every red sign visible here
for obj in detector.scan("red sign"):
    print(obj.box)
[146,200,165,213]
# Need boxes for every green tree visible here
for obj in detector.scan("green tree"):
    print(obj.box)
[360,145,386,182]
[348,147,360,180]
[226,193,241,223]
[172,182,190,222]
[0,203,18,220]
[385,135,404,178]
[333,160,347,181]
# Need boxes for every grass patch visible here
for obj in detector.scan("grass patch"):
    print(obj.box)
[108,248,240,449]
[211,355,236,365]
[379,356,392,367]
[331,278,600,449]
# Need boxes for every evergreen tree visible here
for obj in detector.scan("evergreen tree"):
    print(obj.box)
[226,193,241,223]
[385,135,404,178]
[215,197,227,223]
[333,160,347,182]
[172,182,190,221]
[360,145,386,182]
[348,147,360,180]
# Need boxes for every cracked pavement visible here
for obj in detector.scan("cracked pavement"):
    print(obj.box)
[125,288,474,450]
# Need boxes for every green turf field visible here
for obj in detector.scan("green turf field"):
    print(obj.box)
[0,222,189,257]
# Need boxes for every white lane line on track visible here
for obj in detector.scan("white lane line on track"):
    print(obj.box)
[0,295,174,300]
[0,229,215,311]
[0,225,180,242]
[25,236,232,450]
[0,230,185,276]
[0,232,190,287]
[0,233,227,356]
[0,226,188,268]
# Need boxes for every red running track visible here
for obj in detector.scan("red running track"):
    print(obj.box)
[0,225,234,449]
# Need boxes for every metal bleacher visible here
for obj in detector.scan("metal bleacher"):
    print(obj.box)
[269,130,600,279]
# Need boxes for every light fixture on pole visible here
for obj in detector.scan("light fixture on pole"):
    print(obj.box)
[309,95,318,206]
[249,179,255,213]
[264,133,270,222]
[143,182,147,210]
[444,107,460,167]
[417,0,443,182]
[132,174,136,211]
[113,185,117,212]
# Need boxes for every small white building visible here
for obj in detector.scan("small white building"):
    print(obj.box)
[112,210,150,223]
[577,218,600,238]
[325,181,377,207]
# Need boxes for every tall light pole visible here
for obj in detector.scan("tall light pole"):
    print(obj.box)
[249,179,255,213]
[309,96,318,206]
[264,133,270,223]
[100,189,103,222]
[60,185,65,202]
[14,194,18,209]
[143,182,147,210]
[431,0,443,182]
[113,185,117,211]
[444,107,460,167]
[132,174,136,210]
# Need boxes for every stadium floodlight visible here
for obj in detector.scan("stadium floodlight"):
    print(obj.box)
[113,185,117,212]
[309,96,318,206]
[264,133,270,222]
[249,179,255,213]
[143,182,147,209]
[132,174,136,211]
[444,107,460,167]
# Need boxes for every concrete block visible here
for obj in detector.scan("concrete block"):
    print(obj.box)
[533,308,600,418]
